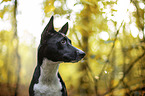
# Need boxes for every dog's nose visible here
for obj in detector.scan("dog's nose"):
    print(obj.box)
[77,50,85,59]
[79,52,85,58]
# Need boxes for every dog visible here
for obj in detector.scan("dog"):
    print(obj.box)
[29,16,85,96]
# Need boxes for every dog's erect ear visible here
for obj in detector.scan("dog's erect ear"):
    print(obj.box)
[41,16,55,44]
[42,16,54,34]
[59,22,68,35]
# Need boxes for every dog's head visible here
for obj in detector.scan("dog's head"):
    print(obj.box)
[38,16,85,64]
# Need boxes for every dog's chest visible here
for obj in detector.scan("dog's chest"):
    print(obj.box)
[33,59,62,96]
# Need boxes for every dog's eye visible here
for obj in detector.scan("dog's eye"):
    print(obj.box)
[61,39,66,44]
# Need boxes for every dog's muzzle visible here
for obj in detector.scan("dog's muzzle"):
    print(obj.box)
[62,49,85,62]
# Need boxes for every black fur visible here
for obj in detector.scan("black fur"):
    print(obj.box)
[29,16,85,96]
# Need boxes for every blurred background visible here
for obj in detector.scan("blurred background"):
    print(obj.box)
[0,0,144,96]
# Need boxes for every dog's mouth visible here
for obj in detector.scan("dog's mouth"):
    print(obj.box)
[62,56,75,62]
[62,57,79,63]
[62,52,85,63]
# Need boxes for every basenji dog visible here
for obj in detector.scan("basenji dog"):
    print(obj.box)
[29,16,85,96]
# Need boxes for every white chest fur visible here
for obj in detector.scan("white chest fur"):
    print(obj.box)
[34,58,62,96]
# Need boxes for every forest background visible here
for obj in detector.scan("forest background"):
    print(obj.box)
[0,0,144,96]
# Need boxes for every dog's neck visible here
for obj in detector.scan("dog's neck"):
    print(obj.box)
[39,58,61,83]
[33,58,63,96]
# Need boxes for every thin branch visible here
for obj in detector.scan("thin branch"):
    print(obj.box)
[74,28,98,95]
[98,20,124,79]
[108,20,124,58]
[131,0,144,39]
[0,1,3,4]
[85,62,98,95]
[14,0,21,96]
[103,52,145,95]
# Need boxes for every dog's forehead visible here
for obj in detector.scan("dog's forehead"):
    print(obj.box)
[55,32,68,39]
[59,33,70,40]
[47,32,68,43]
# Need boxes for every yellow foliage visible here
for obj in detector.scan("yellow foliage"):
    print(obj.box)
[44,5,55,13]
[0,0,144,95]
[0,68,7,83]
[0,12,3,18]
[0,59,4,67]
[2,0,11,2]
[43,0,55,16]
[0,10,5,19]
